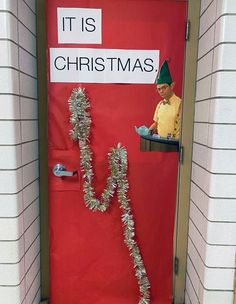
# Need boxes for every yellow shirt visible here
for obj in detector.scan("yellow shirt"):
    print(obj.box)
[153,94,181,139]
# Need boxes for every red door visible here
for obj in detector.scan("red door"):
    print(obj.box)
[46,1,187,303]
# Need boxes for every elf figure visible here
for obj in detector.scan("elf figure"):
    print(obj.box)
[149,60,182,139]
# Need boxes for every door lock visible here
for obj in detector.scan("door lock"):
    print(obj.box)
[52,164,76,177]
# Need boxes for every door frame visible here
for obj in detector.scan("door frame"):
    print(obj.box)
[37,0,49,302]
[37,1,200,303]
[172,1,200,303]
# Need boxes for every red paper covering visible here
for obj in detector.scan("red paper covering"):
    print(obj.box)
[46,1,187,303]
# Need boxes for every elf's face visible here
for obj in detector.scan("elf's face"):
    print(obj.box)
[156,83,175,100]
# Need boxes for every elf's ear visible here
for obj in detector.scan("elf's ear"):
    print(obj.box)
[170,82,175,90]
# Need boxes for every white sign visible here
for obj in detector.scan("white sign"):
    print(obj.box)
[57,8,102,44]
[50,48,159,84]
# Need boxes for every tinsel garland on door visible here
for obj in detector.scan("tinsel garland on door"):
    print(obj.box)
[68,87,151,304]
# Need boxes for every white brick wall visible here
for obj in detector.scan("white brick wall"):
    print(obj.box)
[186,0,236,303]
[0,1,40,303]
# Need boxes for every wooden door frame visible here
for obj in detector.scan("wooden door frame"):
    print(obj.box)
[37,0,49,302]
[172,1,200,303]
[37,1,200,303]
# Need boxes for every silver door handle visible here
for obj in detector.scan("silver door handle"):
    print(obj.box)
[52,164,75,177]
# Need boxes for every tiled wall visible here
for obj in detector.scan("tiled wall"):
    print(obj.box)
[0,0,40,303]
[186,0,236,303]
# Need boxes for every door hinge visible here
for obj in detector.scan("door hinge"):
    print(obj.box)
[179,146,184,164]
[185,19,190,41]
[174,256,179,275]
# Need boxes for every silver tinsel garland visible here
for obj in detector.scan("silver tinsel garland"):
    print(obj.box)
[68,87,151,304]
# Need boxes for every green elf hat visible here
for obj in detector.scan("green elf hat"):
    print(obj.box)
[155,60,173,85]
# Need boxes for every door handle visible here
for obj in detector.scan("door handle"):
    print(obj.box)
[52,164,76,177]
